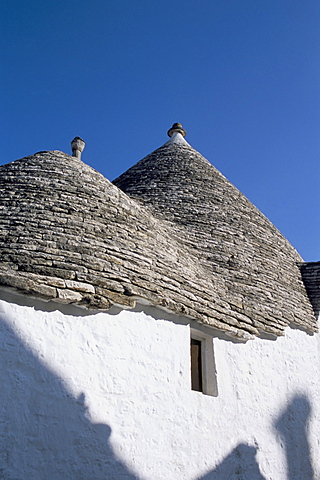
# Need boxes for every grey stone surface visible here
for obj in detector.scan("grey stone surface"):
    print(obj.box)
[300,262,320,317]
[0,135,317,339]
[71,136,85,159]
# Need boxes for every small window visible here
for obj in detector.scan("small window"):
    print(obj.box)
[191,338,203,391]
[190,331,218,396]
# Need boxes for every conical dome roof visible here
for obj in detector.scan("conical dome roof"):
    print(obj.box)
[0,150,206,315]
[114,124,317,336]
[0,128,317,339]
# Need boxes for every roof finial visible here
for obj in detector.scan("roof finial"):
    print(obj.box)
[167,123,187,138]
[71,136,85,159]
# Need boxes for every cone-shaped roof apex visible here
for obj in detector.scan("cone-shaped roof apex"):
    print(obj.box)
[167,122,187,138]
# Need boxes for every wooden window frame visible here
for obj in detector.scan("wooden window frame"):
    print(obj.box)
[190,330,218,396]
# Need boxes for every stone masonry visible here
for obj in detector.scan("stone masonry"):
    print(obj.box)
[0,126,317,339]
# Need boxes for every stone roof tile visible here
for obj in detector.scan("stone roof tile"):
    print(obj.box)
[299,262,320,318]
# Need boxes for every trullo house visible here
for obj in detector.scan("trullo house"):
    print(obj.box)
[0,123,319,479]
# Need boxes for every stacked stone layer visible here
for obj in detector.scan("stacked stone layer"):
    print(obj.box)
[114,142,317,336]
[0,144,317,339]
[299,262,320,317]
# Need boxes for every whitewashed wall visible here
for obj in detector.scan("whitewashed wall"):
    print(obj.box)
[0,293,319,480]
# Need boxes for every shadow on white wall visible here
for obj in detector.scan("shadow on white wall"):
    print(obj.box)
[0,312,315,480]
[274,394,314,480]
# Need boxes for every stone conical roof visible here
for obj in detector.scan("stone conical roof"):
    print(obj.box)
[113,124,317,336]
[0,126,317,339]
[0,151,207,315]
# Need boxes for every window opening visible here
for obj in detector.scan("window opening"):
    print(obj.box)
[191,338,203,392]
[190,331,218,397]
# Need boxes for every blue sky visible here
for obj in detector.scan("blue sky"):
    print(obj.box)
[1,0,319,261]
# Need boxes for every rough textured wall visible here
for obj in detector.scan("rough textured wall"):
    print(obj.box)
[0,295,319,480]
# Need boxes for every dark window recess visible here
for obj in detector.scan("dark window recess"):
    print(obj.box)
[191,338,203,392]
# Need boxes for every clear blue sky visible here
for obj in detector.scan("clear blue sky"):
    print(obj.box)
[1,0,319,261]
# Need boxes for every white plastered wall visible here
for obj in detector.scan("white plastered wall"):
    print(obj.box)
[0,293,319,480]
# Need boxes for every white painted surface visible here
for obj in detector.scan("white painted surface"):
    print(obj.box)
[0,295,319,480]
[164,132,191,146]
